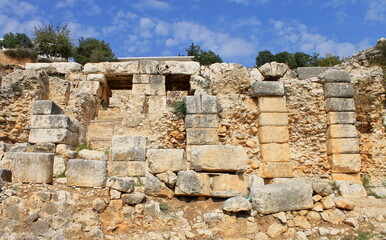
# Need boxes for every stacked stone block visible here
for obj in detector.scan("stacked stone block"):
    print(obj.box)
[251,81,293,178]
[321,70,361,181]
[108,135,147,177]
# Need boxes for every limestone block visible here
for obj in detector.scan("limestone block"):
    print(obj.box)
[149,75,165,84]
[296,67,330,80]
[259,162,294,178]
[257,97,287,113]
[133,75,150,84]
[144,173,174,198]
[132,83,165,96]
[138,60,159,74]
[111,135,146,161]
[186,128,218,145]
[77,81,103,97]
[87,74,107,85]
[56,144,77,158]
[147,149,185,174]
[249,67,264,81]
[222,196,252,212]
[107,161,147,177]
[107,62,139,74]
[107,177,134,193]
[67,159,107,187]
[260,143,290,162]
[318,69,351,83]
[258,113,288,126]
[251,181,313,214]
[258,62,289,81]
[258,126,289,143]
[53,156,66,177]
[327,112,356,125]
[78,149,107,161]
[31,142,56,153]
[210,174,249,198]
[175,171,210,196]
[159,61,200,75]
[325,98,355,112]
[148,96,167,116]
[12,153,54,184]
[251,81,285,97]
[26,62,83,74]
[30,115,79,132]
[327,124,357,139]
[29,129,78,145]
[337,181,367,198]
[201,95,217,113]
[326,138,360,155]
[185,114,218,128]
[324,83,355,98]
[186,96,202,114]
[190,145,248,172]
[329,154,361,173]
[32,100,63,115]
[83,62,108,74]
[333,173,362,184]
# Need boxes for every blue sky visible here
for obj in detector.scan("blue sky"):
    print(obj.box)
[0,0,385,67]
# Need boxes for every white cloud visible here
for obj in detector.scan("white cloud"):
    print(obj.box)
[133,0,171,10]
[56,0,75,9]
[67,22,99,39]
[232,16,261,29]
[365,0,386,22]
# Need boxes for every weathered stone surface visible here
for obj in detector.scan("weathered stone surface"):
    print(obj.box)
[186,95,217,114]
[29,129,78,145]
[107,62,139,74]
[325,98,355,112]
[156,171,177,188]
[92,198,106,213]
[107,177,134,193]
[260,143,290,162]
[133,74,150,84]
[67,159,107,187]
[87,74,107,85]
[138,60,159,74]
[312,182,333,196]
[327,112,356,124]
[266,223,288,238]
[321,196,335,209]
[190,145,248,172]
[320,209,345,224]
[78,149,107,161]
[329,154,361,173]
[296,67,331,80]
[159,61,200,75]
[53,156,66,177]
[77,81,103,97]
[175,171,210,196]
[258,126,289,144]
[186,128,218,145]
[370,187,386,198]
[259,162,294,178]
[144,173,174,198]
[56,144,77,158]
[258,62,289,81]
[13,153,54,183]
[293,216,311,229]
[324,83,355,98]
[132,83,166,96]
[210,174,249,197]
[107,161,147,177]
[147,149,185,174]
[257,97,287,113]
[258,113,288,126]
[332,173,361,183]
[222,196,252,212]
[145,200,161,216]
[26,62,83,74]
[31,143,56,153]
[318,69,351,83]
[185,114,219,128]
[122,192,146,205]
[30,115,79,132]
[338,181,367,198]
[251,81,285,97]
[0,169,12,182]
[32,100,63,115]
[333,197,355,210]
[327,124,357,139]
[248,175,264,192]
[251,181,313,214]
[326,138,360,155]
[111,135,146,161]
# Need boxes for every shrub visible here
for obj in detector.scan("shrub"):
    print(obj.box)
[3,48,38,61]
[172,100,187,116]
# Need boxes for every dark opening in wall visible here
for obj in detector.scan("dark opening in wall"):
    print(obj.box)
[106,74,133,90]
[165,74,191,92]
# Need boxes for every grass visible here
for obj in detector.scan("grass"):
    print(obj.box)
[134,176,144,187]
[159,203,170,213]
[328,180,338,190]
[76,143,91,152]
[55,171,66,178]
[361,174,373,189]
[344,231,375,240]
[172,100,187,116]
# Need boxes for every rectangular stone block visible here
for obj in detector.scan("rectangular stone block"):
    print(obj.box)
[112,135,147,149]
[190,145,248,172]
[327,112,356,125]
[87,74,107,85]
[149,75,165,84]
[251,81,285,97]
[147,149,186,174]
[132,84,149,95]
[107,62,139,74]
[186,128,218,145]
[28,129,78,145]
[251,181,313,214]
[138,60,159,74]
[258,113,288,126]
[329,154,361,173]
[111,147,146,161]
[327,124,357,139]
[30,115,79,132]
[296,67,331,80]
[13,153,54,183]
[186,96,202,114]
[324,83,355,98]
[334,173,362,184]
[127,161,147,177]
[325,98,355,112]
[78,81,103,97]
[133,75,150,84]
[132,83,165,96]
[185,114,219,128]
[67,159,107,187]
[260,143,290,162]
[32,100,63,115]
[148,96,167,116]
[159,61,200,75]
[258,126,289,144]
[108,161,147,177]
[259,162,294,178]
[175,170,210,196]
[326,138,360,155]
[201,95,217,114]
[257,97,287,113]
[210,174,249,198]
[318,69,351,83]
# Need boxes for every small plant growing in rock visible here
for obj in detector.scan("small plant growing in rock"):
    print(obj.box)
[55,171,66,178]
[361,174,373,189]
[172,100,187,116]
[159,203,170,213]
[134,176,144,187]
[76,143,90,152]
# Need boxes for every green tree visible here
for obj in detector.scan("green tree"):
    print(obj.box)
[33,23,73,60]
[73,37,116,65]
[186,43,222,66]
[315,53,342,66]
[255,50,275,67]
[0,32,33,49]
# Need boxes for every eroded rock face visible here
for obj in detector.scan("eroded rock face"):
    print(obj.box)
[258,62,289,81]
[222,196,252,212]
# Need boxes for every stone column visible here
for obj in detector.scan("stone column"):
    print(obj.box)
[321,70,361,183]
[252,81,294,178]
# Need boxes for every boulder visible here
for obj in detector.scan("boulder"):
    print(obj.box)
[175,170,210,196]
[67,159,107,187]
[144,173,174,198]
[222,196,252,212]
[248,175,264,192]
[78,149,107,161]
[333,197,355,210]
[147,149,185,174]
[12,153,54,184]
[251,81,285,97]
[122,192,146,205]
[370,187,386,198]
[156,171,177,188]
[320,209,345,224]
[251,181,313,214]
[145,200,161,216]
[318,69,351,83]
[312,182,333,196]
[77,81,103,97]
[258,62,289,81]
[32,100,63,115]
[107,177,134,193]
[338,181,367,198]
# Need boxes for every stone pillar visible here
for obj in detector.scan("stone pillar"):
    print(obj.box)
[320,70,361,183]
[251,81,294,178]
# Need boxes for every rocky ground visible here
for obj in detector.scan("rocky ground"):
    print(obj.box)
[0,178,385,240]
